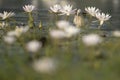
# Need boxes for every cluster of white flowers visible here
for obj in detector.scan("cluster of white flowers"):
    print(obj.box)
[50,5,111,28]
[50,4,76,16]
[7,26,29,37]
[3,26,29,45]
[50,20,80,39]
[85,6,111,26]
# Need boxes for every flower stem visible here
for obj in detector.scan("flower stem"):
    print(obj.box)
[28,12,35,28]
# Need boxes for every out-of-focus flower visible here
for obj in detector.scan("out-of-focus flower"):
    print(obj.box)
[7,26,29,37]
[0,22,8,28]
[14,26,29,37]
[0,11,15,20]
[64,26,80,37]
[3,36,16,45]
[50,4,62,14]
[33,57,57,74]
[113,31,120,37]
[7,31,16,37]
[23,5,35,12]
[50,29,67,39]
[56,20,70,29]
[85,7,100,17]
[50,20,80,39]
[95,12,111,26]
[26,40,42,53]
[60,4,76,16]
[82,34,102,46]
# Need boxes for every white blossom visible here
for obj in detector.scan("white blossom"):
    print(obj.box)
[0,22,8,28]
[85,7,100,17]
[82,34,102,46]
[113,31,120,37]
[33,57,57,74]
[26,40,42,53]
[0,11,15,20]
[56,20,70,29]
[50,4,62,14]
[64,26,80,37]
[95,12,111,25]
[3,36,16,45]
[60,4,76,16]
[7,26,29,37]
[50,29,67,39]
[23,5,35,12]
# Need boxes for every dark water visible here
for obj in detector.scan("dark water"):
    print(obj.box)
[0,0,119,29]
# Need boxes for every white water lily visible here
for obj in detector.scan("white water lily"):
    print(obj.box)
[50,4,62,14]
[60,4,76,16]
[96,12,111,26]
[50,29,67,39]
[15,26,29,36]
[0,11,15,20]
[33,57,57,74]
[3,36,16,45]
[26,40,42,53]
[0,22,8,28]
[7,26,29,37]
[82,34,102,46]
[64,26,80,37]
[113,31,120,37]
[15,26,29,33]
[23,5,35,12]
[50,21,80,39]
[85,7,100,17]
[56,20,70,29]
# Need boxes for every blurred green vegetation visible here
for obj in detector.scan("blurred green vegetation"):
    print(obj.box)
[0,24,120,80]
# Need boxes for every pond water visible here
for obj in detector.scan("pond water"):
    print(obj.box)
[0,0,119,29]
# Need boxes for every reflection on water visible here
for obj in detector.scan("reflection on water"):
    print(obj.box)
[0,0,120,29]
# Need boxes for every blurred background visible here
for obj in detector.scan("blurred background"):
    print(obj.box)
[0,0,119,29]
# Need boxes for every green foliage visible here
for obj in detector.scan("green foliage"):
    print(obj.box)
[0,24,120,80]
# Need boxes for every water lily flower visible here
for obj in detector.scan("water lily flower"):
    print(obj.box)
[56,20,70,29]
[95,12,111,26]
[7,26,29,37]
[0,22,8,28]
[82,34,102,46]
[60,4,76,16]
[26,40,42,53]
[15,26,29,37]
[50,29,67,39]
[50,4,62,14]
[33,57,57,74]
[0,11,15,20]
[23,5,35,12]
[113,31,120,37]
[85,7,100,17]
[64,26,80,37]
[3,36,16,45]
[50,21,80,39]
